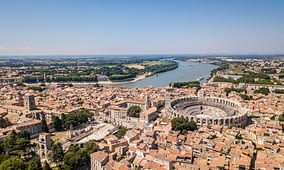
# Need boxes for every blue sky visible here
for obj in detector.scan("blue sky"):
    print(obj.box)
[0,0,283,55]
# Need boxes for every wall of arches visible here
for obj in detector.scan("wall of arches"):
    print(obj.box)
[167,97,248,128]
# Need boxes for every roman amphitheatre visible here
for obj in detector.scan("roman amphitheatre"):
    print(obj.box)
[167,96,248,128]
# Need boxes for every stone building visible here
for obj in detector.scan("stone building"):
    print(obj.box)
[24,94,36,111]
[168,96,248,128]
[15,119,41,137]
[90,151,109,170]
[39,133,51,161]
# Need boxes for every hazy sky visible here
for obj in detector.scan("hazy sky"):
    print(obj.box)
[0,0,283,55]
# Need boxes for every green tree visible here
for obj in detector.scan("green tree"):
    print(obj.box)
[18,130,31,140]
[170,81,201,89]
[254,87,270,95]
[239,94,252,100]
[274,89,284,94]
[67,144,80,153]
[51,143,64,165]
[64,109,93,128]
[114,126,128,139]
[41,118,49,133]
[235,133,243,140]
[63,150,88,169]
[2,130,17,154]
[61,164,72,170]
[27,86,45,92]
[127,106,141,118]
[61,113,66,128]
[188,120,198,131]
[0,157,25,170]
[82,140,99,155]
[27,156,42,170]
[52,116,63,131]
[279,114,284,121]
[63,141,98,170]
[261,68,276,74]
[0,155,10,165]
[171,117,197,132]
[42,161,52,170]
[0,118,11,128]
[2,130,31,156]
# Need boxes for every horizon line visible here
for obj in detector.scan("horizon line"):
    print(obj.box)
[0,53,284,57]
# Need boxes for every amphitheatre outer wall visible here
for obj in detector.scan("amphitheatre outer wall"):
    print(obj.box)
[167,96,248,128]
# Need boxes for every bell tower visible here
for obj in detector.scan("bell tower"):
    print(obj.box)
[39,133,51,161]
[24,94,36,111]
[145,93,151,109]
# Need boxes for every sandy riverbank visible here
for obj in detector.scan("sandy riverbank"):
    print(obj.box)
[98,75,146,85]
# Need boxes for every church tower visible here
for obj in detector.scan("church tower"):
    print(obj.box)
[68,124,73,139]
[15,92,24,104]
[24,94,36,111]
[39,133,51,161]
[145,94,151,109]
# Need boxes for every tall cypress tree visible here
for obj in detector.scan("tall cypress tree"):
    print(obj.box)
[52,116,63,131]
[40,118,49,133]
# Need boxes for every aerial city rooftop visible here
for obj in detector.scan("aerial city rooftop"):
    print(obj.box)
[0,55,283,169]
[1,0,284,169]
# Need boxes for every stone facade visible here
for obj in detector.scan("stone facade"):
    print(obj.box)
[24,94,36,111]
[39,133,51,161]
[167,96,248,128]
[90,151,109,170]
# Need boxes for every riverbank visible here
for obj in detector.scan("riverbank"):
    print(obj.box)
[127,60,218,88]
[177,58,221,83]
[98,75,146,85]
[23,60,218,88]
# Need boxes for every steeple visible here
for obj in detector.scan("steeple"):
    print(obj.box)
[145,93,151,109]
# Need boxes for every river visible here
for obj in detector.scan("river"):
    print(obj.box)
[120,60,218,88]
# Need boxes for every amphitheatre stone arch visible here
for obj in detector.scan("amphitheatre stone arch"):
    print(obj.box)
[167,96,248,128]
